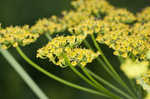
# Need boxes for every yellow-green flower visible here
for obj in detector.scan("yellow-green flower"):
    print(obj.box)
[31,16,66,35]
[71,0,114,16]
[104,8,136,24]
[37,35,99,67]
[121,59,149,78]
[0,25,39,49]
[61,10,93,29]
[137,7,150,23]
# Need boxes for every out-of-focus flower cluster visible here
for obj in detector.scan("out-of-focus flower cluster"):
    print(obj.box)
[120,59,150,97]
[31,16,66,35]
[104,9,136,24]
[37,35,99,67]
[137,7,150,23]
[71,0,114,17]
[121,59,149,79]
[0,25,39,49]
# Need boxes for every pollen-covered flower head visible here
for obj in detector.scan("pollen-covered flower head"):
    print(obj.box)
[137,7,150,23]
[96,21,150,60]
[71,0,114,16]
[31,16,66,35]
[61,10,93,29]
[104,8,136,24]
[37,35,99,67]
[96,22,130,58]
[0,25,39,49]
[121,59,149,79]
[69,18,104,35]
[69,19,129,35]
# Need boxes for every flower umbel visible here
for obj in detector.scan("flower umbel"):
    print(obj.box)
[37,35,99,67]
[0,25,39,49]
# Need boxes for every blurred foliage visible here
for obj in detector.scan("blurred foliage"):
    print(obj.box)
[0,0,150,99]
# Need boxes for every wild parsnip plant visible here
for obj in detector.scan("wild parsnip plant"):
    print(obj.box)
[1,0,150,99]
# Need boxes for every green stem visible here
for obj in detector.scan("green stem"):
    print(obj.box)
[129,79,138,97]
[0,49,49,99]
[85,68,133,99]
[45,33,52,41]
[84,39,135,98]
[90,34,136,98]
[81,67,121,99]
[84,40,115,76]
[63,54,120,99]
[15,46,108,97]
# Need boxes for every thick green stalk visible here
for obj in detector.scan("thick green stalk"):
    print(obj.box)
[15,46,108,97]
[80,67,121,99]
[85,68,133,99]
[63,54,120,99]
[90,34,136,98]
[0,49,49,99]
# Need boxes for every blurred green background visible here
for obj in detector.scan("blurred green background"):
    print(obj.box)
[0,0,150,99]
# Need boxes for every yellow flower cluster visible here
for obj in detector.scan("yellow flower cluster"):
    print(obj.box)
[71,0,114,16]
[37,35,99,67]
[104,8,136,24]
[61,0,115,33]
[30,0,114,36]
[61,11,93,29]
[69,18,131,36]
[0,25,39,49]
[96,23,131,57]
[96,21,150,60]
[137,7,150,23]
[68,18,105,35]
[31,16,66,35]
[121,59,150,95]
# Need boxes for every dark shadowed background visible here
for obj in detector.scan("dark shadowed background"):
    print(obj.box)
[0,0,150,99]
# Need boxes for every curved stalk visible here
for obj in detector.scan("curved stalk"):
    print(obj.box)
[0,49,49,99]
[81,66,104,88]
[85,68,133,99]
[90,34,136,98]
[84,40,115,76]
[80,67,122,99]
[63,54,120,99]
[15,46,108,97]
